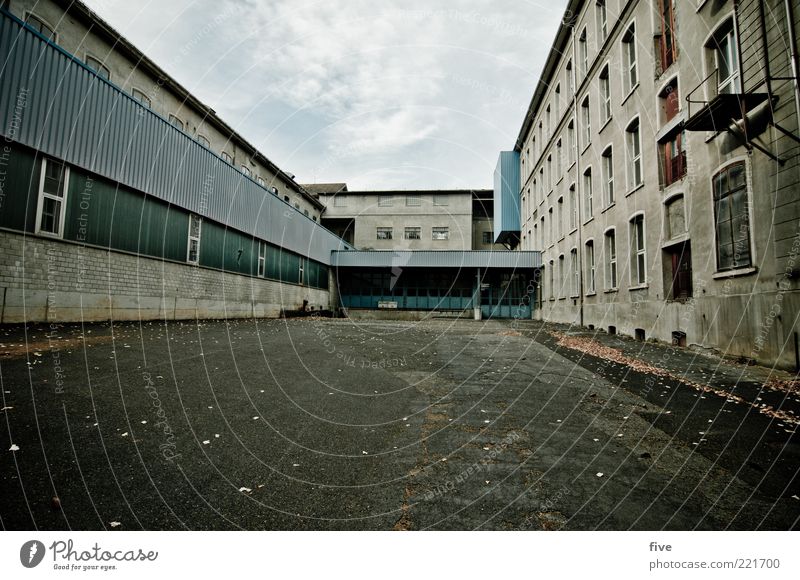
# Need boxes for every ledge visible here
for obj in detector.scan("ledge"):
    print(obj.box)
[626,183,645,197]
[621,83,640,107]
[712,266,757,279]
[628,284,649,291]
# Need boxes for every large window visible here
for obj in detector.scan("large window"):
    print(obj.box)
[556,139,563,178]
[405,227,421,240]
[713,162,751,270]
[600,66,611,124]
[581,97,591,148]
[187,214,202,264]
[626,118,642,190]
[35,158,69,237]
[597,1,608,42]
[659,0,677,70]
[557,197,564,239]
[85,55,110,80]
[569,184,577,230]
[432,227,450,240]
[566,60,574,95]
[622,23,638,94]
[406,194,421,206]
[630,214,647,285]
[583,168,593,221]
[585,240,596,293]
[549,260,555,299]
[131,88,151,108]
[602,147,614,206]
[714,21,740,94]
[579,28,589,79]
[379,195,393,207]
[258,242,266,277]
[376,227,393,240]
[25,13,56,41]
[570,248,579,297]
[605,229,617,289]
[558,254,565,298]
[168,114,184,131]
[661,131,687,186]
[665,194,686,239]
[567,119,576,166]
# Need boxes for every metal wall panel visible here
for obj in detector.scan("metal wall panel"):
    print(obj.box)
[0,10,349,264]
[493,151,521,244]
[330,250,541,269]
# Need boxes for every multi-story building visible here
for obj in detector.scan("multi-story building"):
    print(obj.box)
[306,184,505,251]
[507,0,799,368]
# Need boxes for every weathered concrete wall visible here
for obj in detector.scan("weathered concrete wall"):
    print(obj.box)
[0,231,331,323]
[344,308,472,321]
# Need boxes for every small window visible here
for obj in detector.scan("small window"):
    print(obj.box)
[257,176,266,187]
[659,0,678,70]
[585,240,596,293]
[566,60,574,95]
[605,229,617,289]
[379,195,393,207]
[187,214,202,264]
[377,227,393,240]
[713,162,751,270]
[294,202,300,210]
[304,209,309,217]
[169,114,185,131]
[25,13,56,41]
[482,231,493,244]
[570,248,579,296]
[221,151,233,164]
[35,158,69,237]
[258,242,266,277]
[602,146,614,206]
[581,98,591,148]
[241,165,252,178]
[404,227,421,240]
[556,139,563,178]
[558,254,565,298]
[583,168,593,221]
[626,118,642,190]
[597,1,608,42]
[665,194,686,239]
[284,195,290,203]
[432,227,450,240]
[600,66,611,124]
[406,194,421,206]
[433,194,448,206]
[299,258,305,285]
[569,183,577,230]
[579,27,588,78]
[622,23,638,94]
[197,134,210,148]
[334,195,347,207]
[557,197,564,239]
[131,88,151,108]
[85,55,110,80]
[567,119,576,166]
[630,214,647,285]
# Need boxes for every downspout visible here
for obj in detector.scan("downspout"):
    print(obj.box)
[572,27,584,328]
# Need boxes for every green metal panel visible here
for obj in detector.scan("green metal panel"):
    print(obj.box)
[280,251,300,284]
[265,244,281,280]
[199,221,256,275]
[0,144,39,232]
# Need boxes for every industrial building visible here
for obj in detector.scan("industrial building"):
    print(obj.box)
[497,0,800,368]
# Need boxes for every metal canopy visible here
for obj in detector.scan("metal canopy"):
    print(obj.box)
[330,250,542,269]
[684,93,770,132]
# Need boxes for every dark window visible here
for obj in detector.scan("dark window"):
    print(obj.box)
[482,231,493,244]
[665,241,693,301]
[661,131,687,186]
[714,162,751,270]
[659,0,677,70]
[25,13,56,41]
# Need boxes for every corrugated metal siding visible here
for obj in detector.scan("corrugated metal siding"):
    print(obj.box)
[0,10,349,264]
[493,151,521,243]
[331,250,541,269]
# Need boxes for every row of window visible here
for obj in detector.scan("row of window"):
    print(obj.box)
[376,227,451,241]
[333,194,450,208]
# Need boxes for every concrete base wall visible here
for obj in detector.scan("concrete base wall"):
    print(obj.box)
[0,231,331,323]
[344,308,473,321]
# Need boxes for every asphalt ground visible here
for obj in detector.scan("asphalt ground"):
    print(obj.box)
[0,317,798,530]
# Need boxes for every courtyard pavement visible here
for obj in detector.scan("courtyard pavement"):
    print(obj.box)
[0,317,798,530]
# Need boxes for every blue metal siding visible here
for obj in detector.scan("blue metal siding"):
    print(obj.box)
[493,151,521,244]
[0,10,349,264]
[331,250,541,269]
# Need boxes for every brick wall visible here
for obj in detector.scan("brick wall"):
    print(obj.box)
[0,230,332,323]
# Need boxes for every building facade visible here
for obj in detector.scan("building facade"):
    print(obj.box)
[512,0,800,368]
[0,1,348,322]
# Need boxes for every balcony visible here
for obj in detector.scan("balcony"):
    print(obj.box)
[685,68,769,132]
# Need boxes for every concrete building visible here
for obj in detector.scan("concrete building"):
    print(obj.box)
[504,0,800,368]
[0,0,347,322]
[305,184,506,251]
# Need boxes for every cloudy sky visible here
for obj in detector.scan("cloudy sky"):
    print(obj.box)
[84,0,569,190]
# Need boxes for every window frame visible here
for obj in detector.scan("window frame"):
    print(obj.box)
[622,22,639,96]
[431,227,450,241]
[585,239,596,294]
[187,213,202,265]
[131,87,152,108]
[25,12,57,42]
[85,54,111,80]
[602,145,615,206]
[712,159,752,272]
[626,117,643,191]
[629,212,647,286]
[583,166,594,222]
[604,227,618,290]
[35,158,70,238]
[257,241,266,277]
[404,226,421,240]
[376,227,393,240]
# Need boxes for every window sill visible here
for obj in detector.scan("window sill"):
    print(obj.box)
[585,291,597,297]
[569,294,580,300]
[626,183,645,197]
[581,143,591,155]
[662,234,689,249]
[598,117,612,133]
[629,284,649,291]
[558,236,565,243]
[604,288,619,294]
[582,216,595,226]
[601,202,616,214]
[569,227,578,235]
[558,296,567,301]
[621,83,640,106]
[713,266,757,279]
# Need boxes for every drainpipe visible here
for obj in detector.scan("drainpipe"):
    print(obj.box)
[474,267,482,320]
[572,30,585,329]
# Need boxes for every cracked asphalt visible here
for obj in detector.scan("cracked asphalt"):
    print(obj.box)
[0,317,798,530]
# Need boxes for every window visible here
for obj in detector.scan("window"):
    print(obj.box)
[556,139,563,178]
[187,214,202,264]
[558,254,565,298]
[549,260,555,299]
[284,195,290,203]
[482,231,493,244]
[304,209,309,217]
[661,131,687,186]
[241,165,251,178]
[406,194,421,206]
[557,197,564,239]
[85,55,110,80]
[197,134,210,148]
[666,242,693,301]
[378,195,393,207]
[583,168,593,221]
[566,60,574,95]
[299,258,305,285]
[579,28,588,79]
[294,202,300,210]
[713,162,751,270]
[602,147,614,206]
[626,118,642,189]
[630,214,647,285]
[569,184,577,230]
[600,66,611,124]
[405,227,421,240]
[605,229,617,289]
[376,227,393,240]
[433,194,448,206]
[221,151,233,164]
[622,23,638,94]
[169,114,184,131]
[659,0,677,70]
[567,119,576,166]
[554,84,561,120]
[597,1,608,42]
[25,13,56,41]
[258,242,266,277]
[35,158,69,237]
[586,240,596,293]
[547,207,553,244]
[665,194,686,239]
[257,176,266,187]
[660,78,680,124]
[713,22,740,94]
[570,248,579,296]
[131,88,151,108]
[432,227,450,240]
[547,155,553,191]
[333,195,347,207]
[546,105,552,136]
[581,98,591,148]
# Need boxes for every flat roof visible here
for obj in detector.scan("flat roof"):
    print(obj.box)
[331,250,541,269]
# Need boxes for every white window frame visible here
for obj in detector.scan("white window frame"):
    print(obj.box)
[432,227,450,240]
[197,134,210,148]
[299,258,305,286]
[597,1,608,42]
[714,22,741,95]
[557,196,564,239]
[579,27,589,79]
[404,227,421,240]
[187,214,202,265]
[626,117,643,190]
[569,183,577,230]
[600,65,611,124]
[85,54,111,80]
[581,97,591,149]
[585,239,596,293]
[570,248,579,297]
[583,167,593,221]
[168,114,184,131]
[258,241,266,277]
[221,151,233,164]
[604,227,618,289]
[257,176,266,187]
[602,145,614,206]
[35,158,70,238]
[241,165,251,178]
[376,227,393,240]
[629,212,647,285]
[25,12,57,42]
[622,22,638,96]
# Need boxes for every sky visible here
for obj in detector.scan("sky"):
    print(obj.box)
[83,0,569,190]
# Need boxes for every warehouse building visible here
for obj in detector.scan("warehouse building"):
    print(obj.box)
[501,0,800,368]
